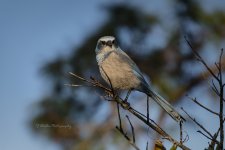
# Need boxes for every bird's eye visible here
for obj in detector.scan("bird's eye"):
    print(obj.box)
[112,40,118,47]
[101,41,106,45]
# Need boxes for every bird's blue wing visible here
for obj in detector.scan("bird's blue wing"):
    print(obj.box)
[115,48,150,89]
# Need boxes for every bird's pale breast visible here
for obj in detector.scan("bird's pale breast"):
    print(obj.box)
[99,51,141,90]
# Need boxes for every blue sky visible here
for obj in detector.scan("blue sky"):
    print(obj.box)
[0,0,224,150]
[0,1,109,149]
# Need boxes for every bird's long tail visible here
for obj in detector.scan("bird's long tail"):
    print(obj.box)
[147,89,185,122]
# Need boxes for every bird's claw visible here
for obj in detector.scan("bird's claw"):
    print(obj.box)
[121,100,130,109]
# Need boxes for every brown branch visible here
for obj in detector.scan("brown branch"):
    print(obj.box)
[68,73,190,150]
[121,99,189,149]
[101,66,138,148]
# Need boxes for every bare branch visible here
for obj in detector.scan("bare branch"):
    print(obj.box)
[183,39,224,149]
[218,48,224,150]
[183,131,189,143]
[69,72,112,92]
[147,96,150,123]
[181,107,214,140]
[65,83,89,87]
[117,103,123,131]
[186,96,220,116]
[211,79,220,96]
[115,127,140,150]
[68,73,190,150]
[219,48,223,73]
[180,121,183,145]
[184,37,219,82]
[115,126,129,140]
[99,66,115,96]
[126,115,136,143]
[197,130,217,144]
[209,127,222,149]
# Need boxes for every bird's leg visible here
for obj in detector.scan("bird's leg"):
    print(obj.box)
[124,89,132,102]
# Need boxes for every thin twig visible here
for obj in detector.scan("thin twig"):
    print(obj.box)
[115,90,190,149]
[147,96,149,123]
[183,131,189,143]
[126,115,136,143]
[117,103,123,130]
[218,48,224,150]
[181,107,214,140]
[186,96,220,116]
[209,130,221,149]
[100,67,140,149]
[180,121,183,145]
[64,83,90,87]
[184,37,219,82]
[212,118,225,145]
[132,108,148,119]
[184,38,225,149]
[115,127,140,150]
[115,126,129,140]
[69,72,112,92]
[211,79,220,96]
[99,66,115,96]
[218,49,223,73]
[197,130,217,143]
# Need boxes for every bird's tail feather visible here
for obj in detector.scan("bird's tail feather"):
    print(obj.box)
[147,89,185,122]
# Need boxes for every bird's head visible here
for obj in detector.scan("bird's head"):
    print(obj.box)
[95,36,118,54]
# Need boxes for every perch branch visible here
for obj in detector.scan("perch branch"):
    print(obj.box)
[68,73,190,150]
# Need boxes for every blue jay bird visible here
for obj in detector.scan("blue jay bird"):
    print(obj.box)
[95,36,184,122]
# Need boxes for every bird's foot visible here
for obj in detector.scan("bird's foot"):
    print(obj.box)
[121,100,130,109]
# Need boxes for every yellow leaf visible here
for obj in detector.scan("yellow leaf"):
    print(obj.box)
[154,140,166,150]
[170,144,177,150]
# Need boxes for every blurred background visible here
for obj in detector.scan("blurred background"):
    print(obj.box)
[1,0,225,149]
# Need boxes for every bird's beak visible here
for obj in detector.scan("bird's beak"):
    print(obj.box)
[107,41,112,48]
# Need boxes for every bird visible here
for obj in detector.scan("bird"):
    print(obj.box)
[95,36,184,122]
